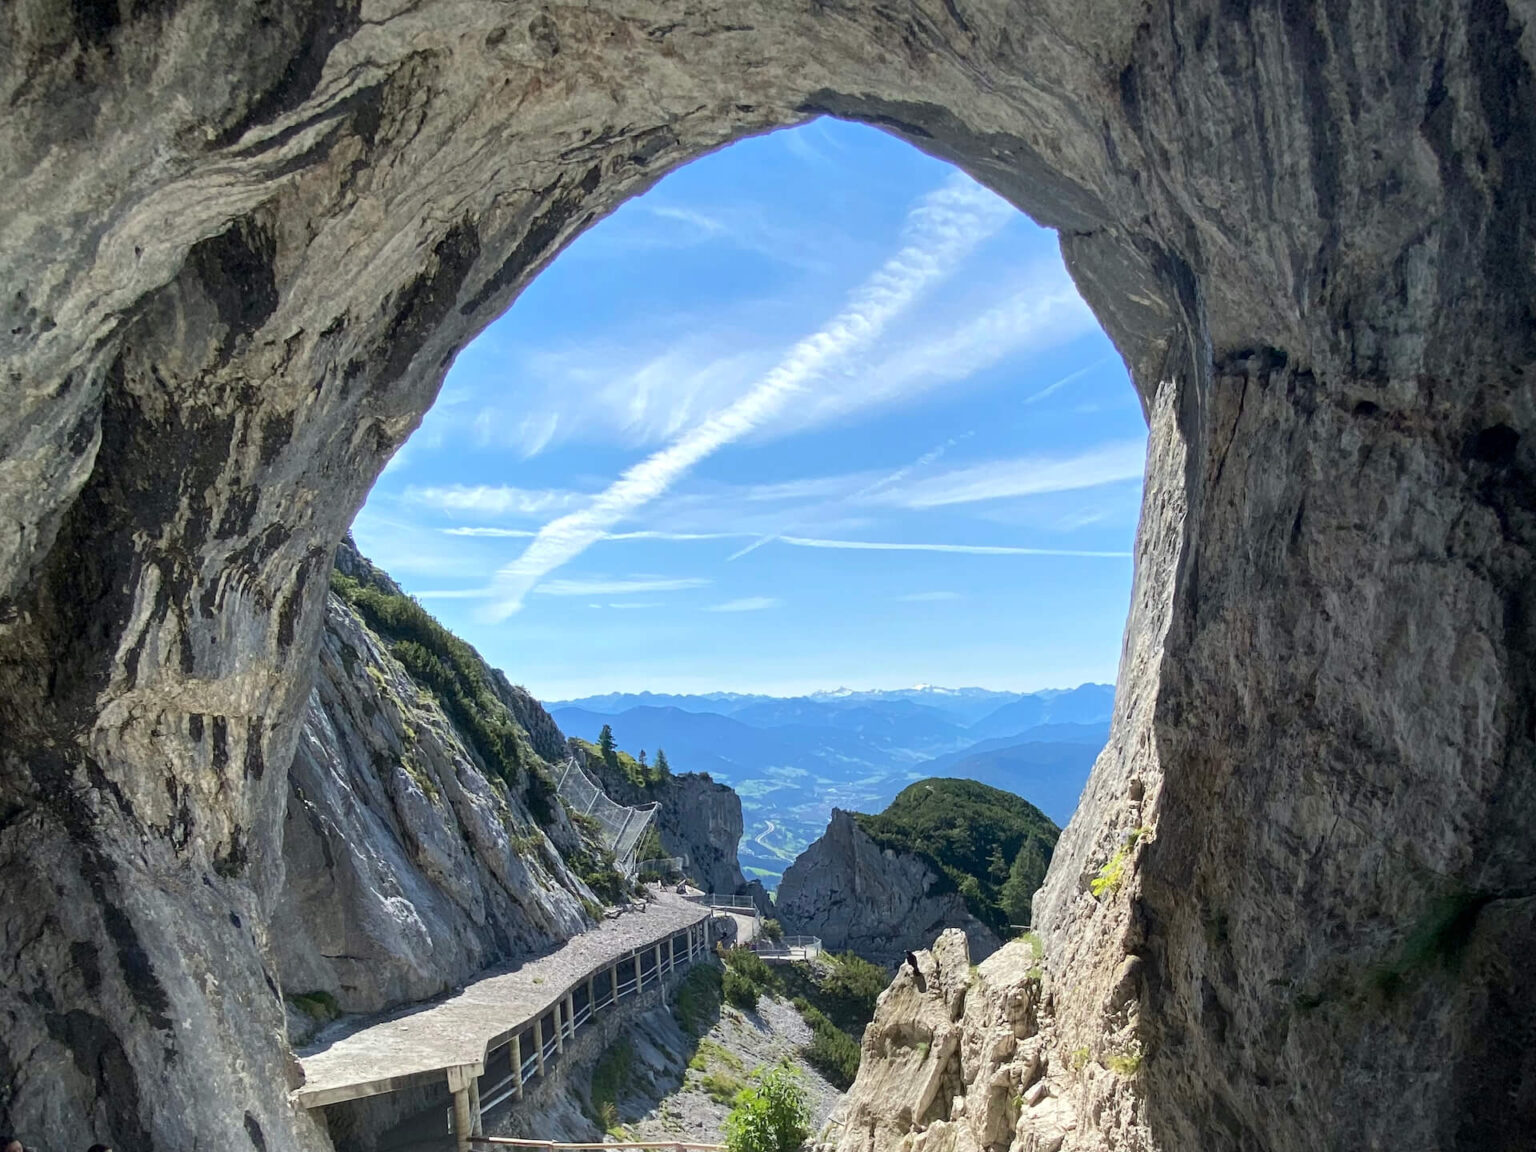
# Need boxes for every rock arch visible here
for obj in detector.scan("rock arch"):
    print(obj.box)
[1,1,1531,1149]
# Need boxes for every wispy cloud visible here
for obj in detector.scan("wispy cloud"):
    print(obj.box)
[706,597,783,612]
[867,441,1146,509]
[1023,356,1116,405]
[486,175,1014,618]
[534,576,711,597]
[441,526,539,538]
[603,530,747,542]
[897,591,962,602]
[777,536,1132,558]
[407,484,586,517]
[758,267,1097,436]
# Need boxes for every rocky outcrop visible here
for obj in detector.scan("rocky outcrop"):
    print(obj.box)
[3,2,1534,1150]
[778,811,999,966]
[828,929,1136,1152]
[272,591,594,1036]
[584,749,754,900]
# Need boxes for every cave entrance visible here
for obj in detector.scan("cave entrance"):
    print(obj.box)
[350,118,1145,891]
[13,4,1525,1150]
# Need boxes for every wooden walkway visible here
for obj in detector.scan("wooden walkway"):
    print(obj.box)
[294,893,713,1149]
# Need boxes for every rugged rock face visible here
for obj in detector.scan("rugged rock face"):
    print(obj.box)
[2,1,1533,1149]
[778,811,1000,965]
[585,748,753,898]
[273,589,594,1035]
[828,929,1138,1152]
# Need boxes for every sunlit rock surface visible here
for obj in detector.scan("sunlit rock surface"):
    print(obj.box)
[1,1,1533,1148]
[777,810,1000,965]
[273,589,594,1036]
[828,930,1144,1152]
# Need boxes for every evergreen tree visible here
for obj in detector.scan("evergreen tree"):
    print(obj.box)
[638,750,648,767]
[1000,839,1049,927]
[655,748,671,778]
[598,724,618,769]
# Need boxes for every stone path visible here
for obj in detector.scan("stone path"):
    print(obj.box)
[296,894,712,1108]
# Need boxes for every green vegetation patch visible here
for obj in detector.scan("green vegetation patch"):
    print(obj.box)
[589,1034,636,1129]
[331,570,552,813]
[288,990,341,1023]
[674,964,724,1035]
[723,967,760,1012]
[725,1063,812,1152]
[792,999,862,1089]
[578,727,673,789]
[855,778,1059,935]
[1090,827,1147,901]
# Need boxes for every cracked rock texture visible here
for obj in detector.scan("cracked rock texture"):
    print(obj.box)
[274,573,595,1038]
[827,930,1141,1152]
[1,0,1533,1149]
[777,810,1001,966]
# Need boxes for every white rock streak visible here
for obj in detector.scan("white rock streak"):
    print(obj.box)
[485,176,1014,618]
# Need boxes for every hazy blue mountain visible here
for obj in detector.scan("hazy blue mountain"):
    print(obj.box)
[546,684,1114,887]
[966,683,1116,740]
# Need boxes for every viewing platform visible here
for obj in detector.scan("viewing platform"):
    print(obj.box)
[294,892,714,1150]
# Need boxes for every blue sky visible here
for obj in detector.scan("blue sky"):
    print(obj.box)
[353,119,1147,700]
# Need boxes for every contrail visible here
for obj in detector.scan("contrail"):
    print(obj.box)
[485,175,1014,618]
[777,536,1132,558]
[726,433,969,562]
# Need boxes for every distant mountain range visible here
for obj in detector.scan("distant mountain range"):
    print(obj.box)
[546,685,1114,888]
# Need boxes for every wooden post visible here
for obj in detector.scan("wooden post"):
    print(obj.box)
[534,1017,546,1077]
[468,1077,483,1136]
[446,1063,484,1152]
[586,975,595,1022]
[563,992,575,1039]
[511,1033,524,1100]
[654,942,663,981]
[609,963,620,1006]
[634,951,642,991]
[553,1002,564,1053]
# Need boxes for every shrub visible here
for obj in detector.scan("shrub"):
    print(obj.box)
[1106,1048,1142,1077]
[1089,846,1127,899]
[589,1035,635,1124]
[791,999,861,1089]
[724,1062,812,1152]
[723,967,759,1012]
[762,918,785,943]
[288,990,340,1022]
[674,965,724,1035]
[818,952,886,1023]
[699,1069,746,1104]
[723,946,778,991]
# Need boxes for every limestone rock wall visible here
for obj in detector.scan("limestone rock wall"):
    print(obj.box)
[272,591,594,1035]
[2,1,1533,1149]
[778,811,1000,966]
[828,929,1142,1152]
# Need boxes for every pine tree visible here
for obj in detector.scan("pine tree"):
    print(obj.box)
[638,750,648,767]
[598,724,618,769]
[655,748,671,778]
